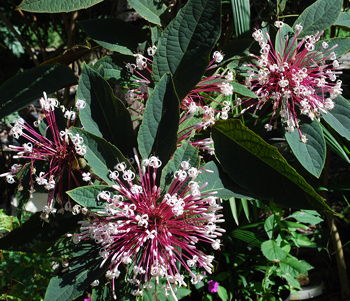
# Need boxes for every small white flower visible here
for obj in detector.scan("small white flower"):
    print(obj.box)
[322,41,329,49]
[274,21,284,28]
[82,172,91,182]
[75,99,86,110]
[213,51,224,63]
[6,174,15,184]
[294,23,303,33]
[91,280,99,287]
[219,82,233,96]
[147,45,157,56]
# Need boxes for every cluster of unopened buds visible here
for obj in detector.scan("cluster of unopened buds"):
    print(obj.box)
[72,154,225,299]
[243,21,342,142]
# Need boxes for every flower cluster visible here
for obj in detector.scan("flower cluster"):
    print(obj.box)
[0,92,88,220]
[126,47,233,152]
[244,22,342,141]
[73,155,225,298]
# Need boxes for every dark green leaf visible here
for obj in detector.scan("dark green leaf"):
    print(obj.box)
[334,12,350,29]
[137,73,179,164]
[279,255,313,277]
[293,0,342,37]
[261,240,288,261]
[77,65,135,157]
[232,82,257,98]
[231,0,250,37]
[231,229,262,247]
[285,121,326,178]
[69,127,130,185]
[196,161,252,199]
[128,0,167,26]
[264,215,278,239]
[79,19,147,55]
[44,244,105,301]
[275,23,295,55]
[322,96,350,142]
[212,119,330,211]
[153,0,221,99]
[93,56,123,81]
[160,142,199,187]
[0,64,76,119]
[67,185,115,211]
[18,0,102,12]
[0,212,79,252]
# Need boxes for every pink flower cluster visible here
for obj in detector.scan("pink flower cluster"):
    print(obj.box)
[244,22,342,142]
[73,154,225,298]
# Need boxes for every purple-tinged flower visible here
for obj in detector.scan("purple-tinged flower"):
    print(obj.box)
[125,48,233,152]
[73,154,225,298]
[243,22,342,142]
[0,93,88,220]
[208,280,219,293]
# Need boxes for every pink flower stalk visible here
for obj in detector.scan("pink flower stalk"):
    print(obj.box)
[0,93,88,220]
[208,280,219,293]
[125,48,233,152]
[73,155,225,298]
[243,22,342,142]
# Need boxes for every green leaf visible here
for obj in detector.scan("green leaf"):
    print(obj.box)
[289,210,323,225]
[261,240,288,261]
[316,37,350,57]
[217,286,228,301]
[67,185,115,211]
[0,213,79,252]
[44,245,104,301]
[231,229,262,247]
[285,121,326,178]
[231,82,257,98]
[0,64,76,119]
[137,73,179,164]
[77,65,135,157]
[229,198,239,225]
[93,56,123,81]
[293,0,343,37]
[275,23,295,55]
[264,215,278,239]
[153,0,221,99]
[212,120,330,211]
[322,96,350,142]
[128,0,167,26]
[18,0,102,12]
[69,127,130,185]
[79,19,147,55]
[321,124,350,164]
[196,161,252,199]
[160,142,199,187]
[279,255,313,277]
[334,12,350,29]
[231,0,250,37]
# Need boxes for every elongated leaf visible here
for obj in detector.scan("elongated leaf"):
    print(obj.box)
[322,96,350,142]
[231,0,250,37]
[212,120,330,211]
[229,198,239,225]
[69,127,130,185]
[160,142,199,187]
[67,185,115,211]
[77,65,135,157]
[79,19,147,55]
[0,64,76,119]
[128,0,167,26]
[44,245,104,301]
[285,121,326,178]
[289,210,323,225]
[18,0,102,12]
[196,161,252,199]
[279,256,313,277]
[334,12,350,29]
[153,0,221,99]
[231,229,262,247]
[137,73,179,164]
[93,56,123,81]
[261,240,288,261]
[322,124,350,164]
[0,212,79,252]
[232,82,257,98]
[275,23,295,56]
[293,0,342,37]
